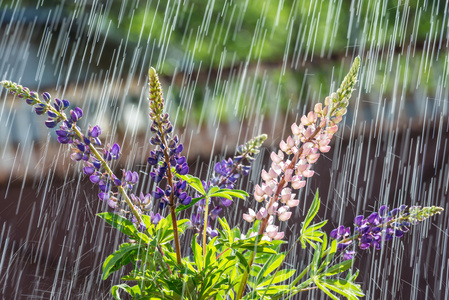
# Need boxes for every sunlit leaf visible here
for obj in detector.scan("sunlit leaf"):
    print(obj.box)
[103,244,143,280]
[97,212,137,237]
[258,269,295,287]
[323,259,354,276]
[175,196,206,214]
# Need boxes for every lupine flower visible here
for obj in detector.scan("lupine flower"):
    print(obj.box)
[244,57,361,241]
[0,80,145,230]
[331,205,444,260]
[147,68,190,209]
[150,212,162,225]
[211,134,267,189]
[191,134,267,236]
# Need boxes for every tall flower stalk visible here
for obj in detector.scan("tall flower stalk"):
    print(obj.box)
[237,56,361,299]
[146,67,189,265]
[330,205,444,260]
[0,81,145,226]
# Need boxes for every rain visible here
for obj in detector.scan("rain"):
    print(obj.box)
[0,0,448,299]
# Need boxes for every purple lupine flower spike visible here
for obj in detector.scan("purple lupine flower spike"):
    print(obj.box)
[1,80,147,231]
[146,67,190,210]
[331,205,444,260]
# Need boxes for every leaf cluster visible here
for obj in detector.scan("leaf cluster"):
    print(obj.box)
[97,189,366,300]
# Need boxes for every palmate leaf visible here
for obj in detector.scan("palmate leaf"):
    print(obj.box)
[323,259,354,277]
[303,190,320,229]
[257,269,296,287]
[218,217,232,241]
[174,172,206,195]
[259,252,286,278]
[320,279,364,300]
[315,281,340,300]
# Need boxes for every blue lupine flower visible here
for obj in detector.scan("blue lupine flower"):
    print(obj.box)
[150,212,162,225]
[1,80,143,225]
[147,68,190,210]
[191,134,266,236]
[331,205,444,260]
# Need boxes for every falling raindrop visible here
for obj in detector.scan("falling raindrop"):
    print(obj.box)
[0,1,448,299]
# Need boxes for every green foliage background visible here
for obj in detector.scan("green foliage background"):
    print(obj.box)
[15,0,446,125]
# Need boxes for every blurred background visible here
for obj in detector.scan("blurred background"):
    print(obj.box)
[0,0,448,299]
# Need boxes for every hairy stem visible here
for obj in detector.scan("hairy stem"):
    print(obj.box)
[158,126,183,266]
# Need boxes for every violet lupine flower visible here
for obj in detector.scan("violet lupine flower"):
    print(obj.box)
[1,80,144,222]
[191,134,267,236]
[331,205,444,260]
[211,134,267,189]
[147,68,190,209]
[209,134,267,207]
[244,57,361,241]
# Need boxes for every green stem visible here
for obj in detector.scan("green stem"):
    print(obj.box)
[202,196,210,265]
[235,251,256,299]
[216,247,230,259]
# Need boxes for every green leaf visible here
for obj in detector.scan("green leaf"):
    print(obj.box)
[97,212,137,236]
[175,196,205,214]
[175,173,206,195]
[231,240,278,254]
[135,231,150,244]
[324,259,354,276]
[262,253,285,277]
[206,186,220,196]
[218,217,232,241]
[111,283,141,300]
[235,251,250,273]
[302,190,320,232]
[315,280,339,300]
[310,243,322,276]
[209,189,249,200]
[346,269,360,282]
[306,220,327,231]
[204,237,218,269]
[255,284,290,296]
[192,235,203,270]
[208,191,233,200]
[153,217,189,244]
[102,244,143,280]
[320,233,329,259]
[258,269,295,287]
[320,279,365,299]
[141,214,156,235]
[318,238,337,273]
[299,191,322,249]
